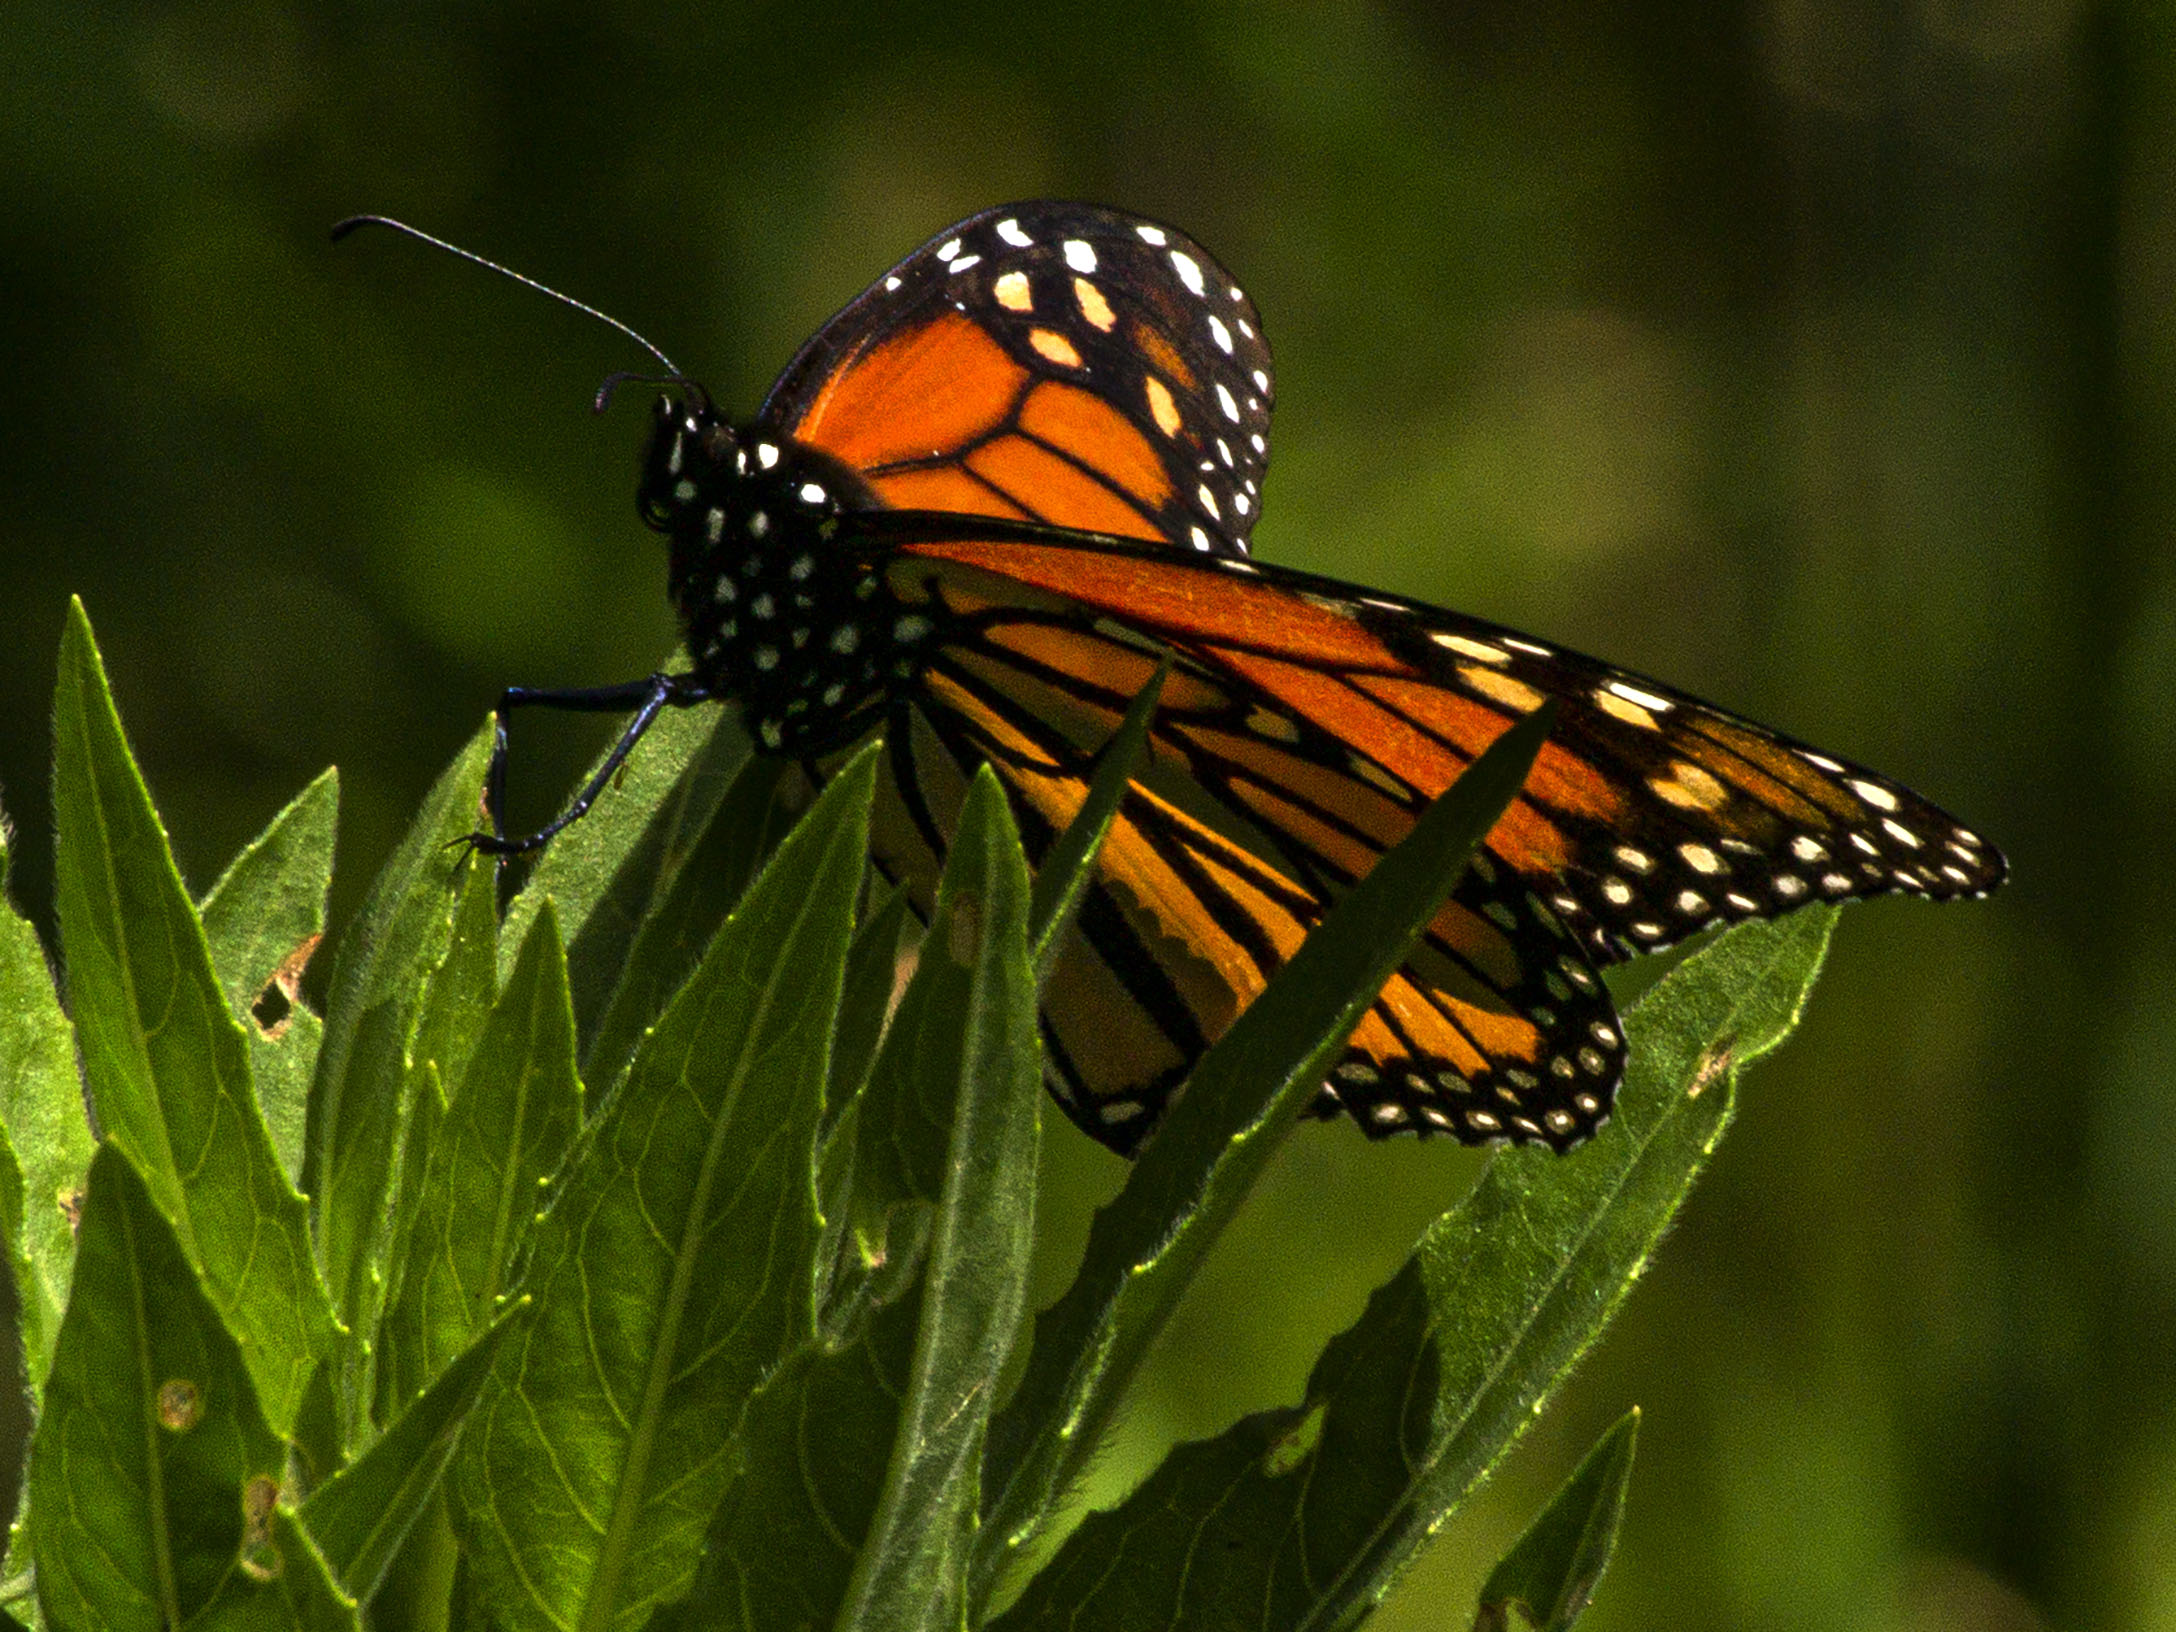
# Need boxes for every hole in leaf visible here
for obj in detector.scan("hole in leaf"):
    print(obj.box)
[251,932,321,1040]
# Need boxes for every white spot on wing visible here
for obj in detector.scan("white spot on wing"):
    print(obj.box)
[1135,223,1168,246]
[1607,679,1674,712]
[1063,238,1097,273]
[1170,249,1206,296]
[1436,635,1505,665]
[996,218,1031,247]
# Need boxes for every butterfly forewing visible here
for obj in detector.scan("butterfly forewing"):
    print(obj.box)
[762,202,1272,559]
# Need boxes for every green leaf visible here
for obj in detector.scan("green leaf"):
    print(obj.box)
[581,752,790,1098]
[368,858,502,1428]
[51,601,337,1437]
[27,1144,287,1629]
[499,684,745,1041]
[0,793,92,1399]
[197,769,339,1190]
[1024,656,1166,983]
[670,770,1041,1632]
[654,1286,924,1632]
[993,907,1836,1632]
[300,1306,523,1605]
[448,747,876,1632]
[304,721,492,1347]
[381,905,580,1411]
[978,705,1553,1601]
[1473,1409,1638,1632]
[834,768,1041,1632]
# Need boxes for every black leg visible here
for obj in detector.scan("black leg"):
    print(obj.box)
[467,672,712,857]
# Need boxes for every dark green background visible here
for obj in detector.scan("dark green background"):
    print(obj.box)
[2,3,2165,1627]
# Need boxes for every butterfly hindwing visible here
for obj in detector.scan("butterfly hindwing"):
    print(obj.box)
[849,529,2001,1146]
[881,630,1621,1150]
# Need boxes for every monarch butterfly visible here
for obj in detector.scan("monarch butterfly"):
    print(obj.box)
[352,201,2004,1156]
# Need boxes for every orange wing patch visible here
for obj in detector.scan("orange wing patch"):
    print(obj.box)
[1015,382,1174,519]
[965,434,1158,539]
[790,309,1025,470]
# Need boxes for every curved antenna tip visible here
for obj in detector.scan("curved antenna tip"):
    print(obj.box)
[329,213,682,378]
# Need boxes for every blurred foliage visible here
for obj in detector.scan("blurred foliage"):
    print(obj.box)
[0,0,2165,1628]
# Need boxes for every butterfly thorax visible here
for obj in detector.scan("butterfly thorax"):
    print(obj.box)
[638,394,930,755]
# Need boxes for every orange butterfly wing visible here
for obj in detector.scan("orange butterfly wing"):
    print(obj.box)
[755,203,2002,1153]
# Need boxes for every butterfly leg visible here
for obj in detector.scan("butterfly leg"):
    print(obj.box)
[467,672,713,856]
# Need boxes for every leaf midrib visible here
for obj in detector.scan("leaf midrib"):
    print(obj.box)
[573,836,843,1632]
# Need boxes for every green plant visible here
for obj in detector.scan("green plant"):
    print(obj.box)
[0,600,1833,1629]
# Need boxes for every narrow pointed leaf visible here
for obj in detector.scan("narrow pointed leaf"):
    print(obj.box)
[1025,657,1166,983]
[367,859,502,1427]
[197,769,339,1189]
[382,905,579,1410]
[835,769,1041,1632]
[978,706,1553,1596]
[305,720,492,1344]
[1473,1409,1638,1632]
[0,796,91,1397]
[449,748,876,1632]
[582,753,790,1097]
[51,602,336,1436]
[301,1306,523,1604]
[993,908,1835,1632]
[28,1144,286,1629]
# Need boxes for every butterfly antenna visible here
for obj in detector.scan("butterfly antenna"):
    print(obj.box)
[332,214,683,380]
